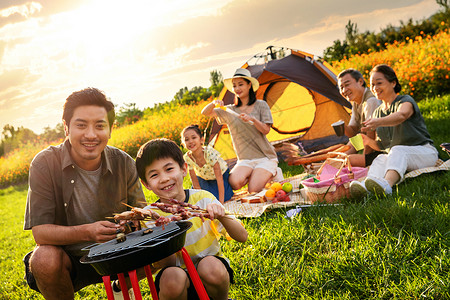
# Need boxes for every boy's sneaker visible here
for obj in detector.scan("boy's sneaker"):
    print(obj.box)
[112,281,135,300]
[365,177,392,196]
[349,180,368,199]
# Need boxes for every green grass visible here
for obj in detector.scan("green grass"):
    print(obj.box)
[0,95,449,299]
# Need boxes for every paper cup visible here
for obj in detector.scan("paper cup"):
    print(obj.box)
[331,120,345,136]
[349,133,364,151]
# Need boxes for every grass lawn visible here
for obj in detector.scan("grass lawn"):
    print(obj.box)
[0,95,449,299]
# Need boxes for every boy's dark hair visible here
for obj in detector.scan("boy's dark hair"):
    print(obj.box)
[136,138,185,183]
[235,78,257,107]
[63,87,115,130]
[337,68,367,87]
[370,64,402,93]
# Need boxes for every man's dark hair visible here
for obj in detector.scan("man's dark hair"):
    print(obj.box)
[370,64,402,93]
[235,78,257,107]
[337,68,367,87]
[136,138,185,183]
[63,87,115,129]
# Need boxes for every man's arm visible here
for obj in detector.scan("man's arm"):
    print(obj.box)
[344,124,358,137]
[32,221,120,245]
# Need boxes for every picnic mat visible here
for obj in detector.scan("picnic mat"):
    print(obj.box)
[404,159,449,178]
[224,189,310,218]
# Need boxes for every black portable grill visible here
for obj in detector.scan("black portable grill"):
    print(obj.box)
[80,221,192,276]
[83,222,180,258]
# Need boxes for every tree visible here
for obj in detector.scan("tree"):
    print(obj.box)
[41,123,65,143]
[209,70,224,97]
[0,125,37,155]
[115,103,144,127]
[436,0,449,10]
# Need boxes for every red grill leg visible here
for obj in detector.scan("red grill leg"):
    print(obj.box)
[117,273,130,300]
[102,276,114,300]
[144,265,159,300]
[128,269,143,300]
[181,247,210,300]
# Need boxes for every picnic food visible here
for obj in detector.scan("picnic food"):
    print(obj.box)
[275,190,290,202]
[113,199,233,228]
[270,182,283,192]
[265,189,276,200]
[282,182,293,193]
[241,196,266,203]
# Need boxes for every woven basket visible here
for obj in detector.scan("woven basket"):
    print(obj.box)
[301,152,368,203]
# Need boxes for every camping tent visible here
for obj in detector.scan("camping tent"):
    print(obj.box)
[209,48,352,160]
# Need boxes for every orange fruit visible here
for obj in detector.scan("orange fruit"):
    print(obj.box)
[265,189,276,200]
[270,182,282,192]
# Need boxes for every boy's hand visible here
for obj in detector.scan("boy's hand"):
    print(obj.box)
[206,203,225,220]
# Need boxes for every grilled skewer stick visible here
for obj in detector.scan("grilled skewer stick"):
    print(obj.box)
[115,200,236,229]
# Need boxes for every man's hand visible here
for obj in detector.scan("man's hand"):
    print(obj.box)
[88,221,120,243]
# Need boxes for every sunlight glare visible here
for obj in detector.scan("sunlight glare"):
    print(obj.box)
[62,0,174,66]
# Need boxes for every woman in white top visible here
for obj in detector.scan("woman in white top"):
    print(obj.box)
[202,68,278,193]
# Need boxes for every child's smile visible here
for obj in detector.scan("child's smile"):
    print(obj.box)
[182,129,203,153]
[143,157,187,202]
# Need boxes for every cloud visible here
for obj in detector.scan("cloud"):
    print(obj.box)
[0,0,441,134]
[0,1,91,29]
[142,0,427,59]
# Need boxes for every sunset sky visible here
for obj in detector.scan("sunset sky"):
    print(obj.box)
[0,0,440,134]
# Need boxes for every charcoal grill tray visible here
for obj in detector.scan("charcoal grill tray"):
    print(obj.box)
[80,221,192,276]
[83,222,180,257]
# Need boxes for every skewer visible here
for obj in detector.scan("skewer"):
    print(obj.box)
[121,202,134,209]
[119,202,244,221]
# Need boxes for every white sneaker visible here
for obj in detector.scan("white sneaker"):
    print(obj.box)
[112,281,136,300]
[365,177,392,196]
[349,180,368,199]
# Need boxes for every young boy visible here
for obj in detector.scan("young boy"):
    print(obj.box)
[135,138,248,300]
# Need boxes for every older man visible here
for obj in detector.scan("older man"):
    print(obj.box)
[23,87,145,299]
[338,69,382,167]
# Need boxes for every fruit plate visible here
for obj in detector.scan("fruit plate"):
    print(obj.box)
[280,173,311,193]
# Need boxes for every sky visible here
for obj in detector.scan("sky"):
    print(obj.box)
[0,0,441,134]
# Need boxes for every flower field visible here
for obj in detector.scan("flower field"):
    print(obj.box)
[109,99,211,158]
[0,139,64,188]
[332,29,450,99]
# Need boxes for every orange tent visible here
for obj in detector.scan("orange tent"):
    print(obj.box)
[209,47,351,160]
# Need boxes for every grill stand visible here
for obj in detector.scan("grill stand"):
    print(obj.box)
[101,247,209,300]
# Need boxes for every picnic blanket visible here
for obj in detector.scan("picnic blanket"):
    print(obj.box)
[224,189,310,218]
[404,159,449,178]
[225,159,449,218]
[224,174,312,218]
